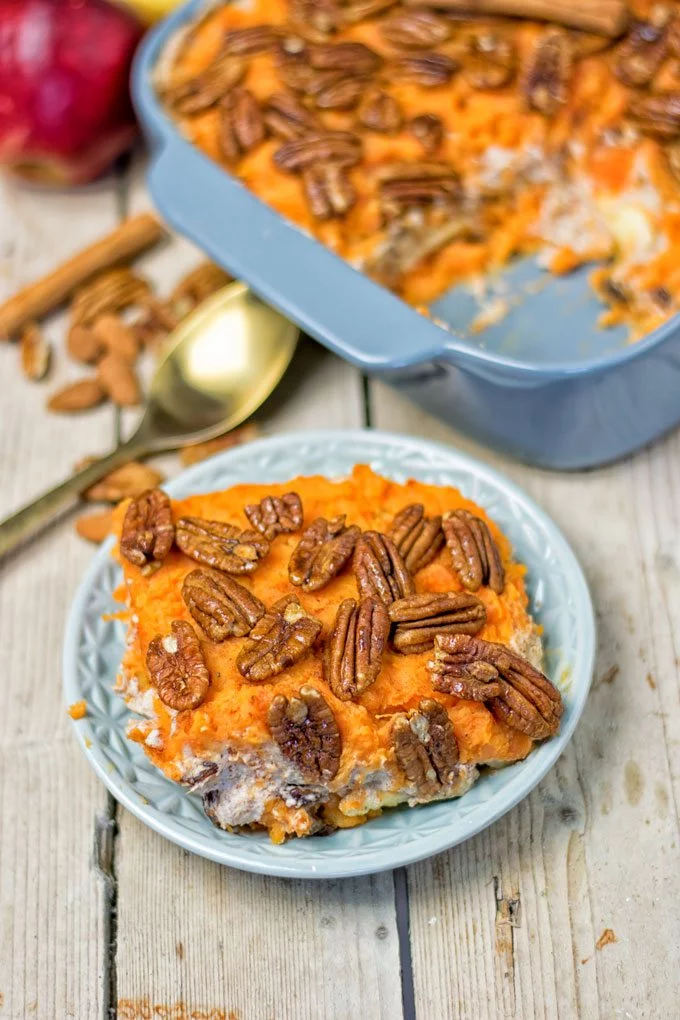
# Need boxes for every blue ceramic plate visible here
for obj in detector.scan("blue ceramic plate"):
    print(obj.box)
[63,430,594,878]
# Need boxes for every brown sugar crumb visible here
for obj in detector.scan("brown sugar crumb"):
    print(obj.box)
[68,700,87,720]
[596,928,617,951]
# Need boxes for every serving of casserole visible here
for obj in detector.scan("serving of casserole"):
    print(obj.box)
[112,464,562,843]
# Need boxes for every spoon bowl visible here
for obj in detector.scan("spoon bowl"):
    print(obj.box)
[140,281,298,446]
[0,281,299,559]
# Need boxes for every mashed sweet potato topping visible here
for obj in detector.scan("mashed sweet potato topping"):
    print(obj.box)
[159,0,680,341]
[112,465,556,841]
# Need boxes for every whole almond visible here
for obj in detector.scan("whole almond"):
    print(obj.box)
[97,353,140,407]
[83,461,165,503]
[75,509,114,543]
[47,378,106,413]
[93,313,139,363]
[67,324,104,364]
[20,322,51,381]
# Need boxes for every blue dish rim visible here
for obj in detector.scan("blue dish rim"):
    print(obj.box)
[132,0,680,379]
[63,428,596,878]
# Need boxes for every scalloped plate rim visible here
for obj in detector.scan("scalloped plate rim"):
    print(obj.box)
[63,428,595,879]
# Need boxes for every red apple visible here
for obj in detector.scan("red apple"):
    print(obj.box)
[0,0,145,186]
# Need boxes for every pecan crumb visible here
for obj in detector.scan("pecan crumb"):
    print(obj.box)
[268,685,342,781]
[146,619,210,710]
[237,594,322,681]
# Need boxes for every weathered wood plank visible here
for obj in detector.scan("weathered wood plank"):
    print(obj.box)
[370,381,680,1018]
[0,175,124,1018]
[115,818,402,1020]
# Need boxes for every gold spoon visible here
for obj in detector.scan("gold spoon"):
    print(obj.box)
[0,282,299,559]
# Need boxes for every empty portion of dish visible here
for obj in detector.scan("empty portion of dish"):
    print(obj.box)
[112,465,562,843]
[156,0,680,341]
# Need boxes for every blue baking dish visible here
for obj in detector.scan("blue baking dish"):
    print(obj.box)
[132,1,680,470]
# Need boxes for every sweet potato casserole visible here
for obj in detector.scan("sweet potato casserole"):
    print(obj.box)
[113,466,562,842]
[156,0,680,341]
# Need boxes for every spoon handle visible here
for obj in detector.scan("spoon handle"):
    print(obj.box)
[0,440,143,560]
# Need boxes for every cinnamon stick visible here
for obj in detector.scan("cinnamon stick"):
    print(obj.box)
[0,213,166,341]
[408,0,629,37]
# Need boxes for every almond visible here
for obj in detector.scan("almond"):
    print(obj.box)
[67,324,103,364]
[47,378,106,413]
[97,352,141,406]
[83,461,165,503]
[180,423,260,465]
[92,313,139,363]
[75,509,114,543]
[20,322,51,381]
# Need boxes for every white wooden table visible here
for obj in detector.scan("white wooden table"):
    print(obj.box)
[1,157,679,1020]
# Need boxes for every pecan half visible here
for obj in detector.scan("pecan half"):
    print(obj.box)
[164,55,246,115]
[289,515,361,591]
[244,491,303,540]
[521,30,571,116]
[302,163,357,218]
[442,509,505,593]
[314,74,369,109]
[223,24,281,56]
[273,131,362,171]
[388,52,458,87]
[268,685,342,782]
[146,620,210,711]
[380,8,451,49]
[388,503,444,572]
[120,488,174,573]
[182,568,265,641]
[264,91,323,139]
[379,163,460,215]
[389,591,486,654]
[323,596,390,699]
[237,594,322,681]
[219,88,266,162]
[614,19,668,87]
[392,698,459,795]
[358,90,403,132]
[408,113,444,152]
[307,40,382,74]
[287,0,342,40]
[354,531,415,606]
[429,633,563,740]
[342,0,398,23]
[628,92,680,138]
[176,517,269,574]
[463,32,516,90]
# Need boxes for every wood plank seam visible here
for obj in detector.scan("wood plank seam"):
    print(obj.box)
[394,868,417,1020]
